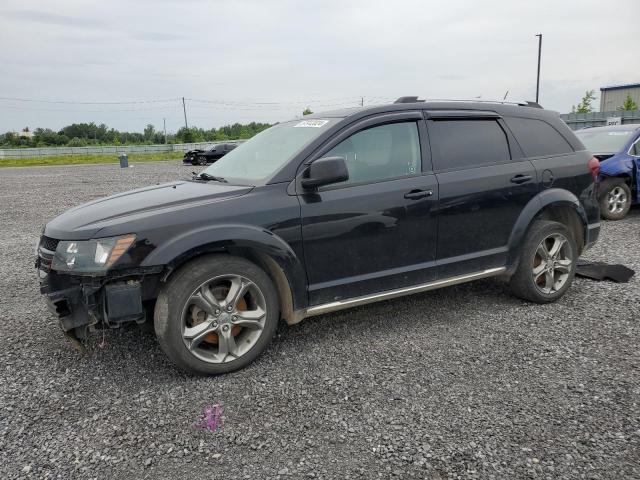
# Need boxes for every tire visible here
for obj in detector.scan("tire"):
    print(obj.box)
[197,156,208,166]
[599,178,631,220]
[154,255,279,375]
[509,220,577,304]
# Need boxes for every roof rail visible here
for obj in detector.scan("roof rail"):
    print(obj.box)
[392,97,544,108]
[394,98,543,108]
[394,96,425,104]
[525,101,543,109]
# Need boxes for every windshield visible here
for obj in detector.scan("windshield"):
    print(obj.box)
[201,119,337,183]
[575,129,634,154]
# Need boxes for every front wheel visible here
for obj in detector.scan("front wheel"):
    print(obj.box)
[509,220,577,303]
[154,255,279,375]
[599,178,631,220]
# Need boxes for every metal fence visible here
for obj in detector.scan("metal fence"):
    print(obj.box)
[560,110,640,130]
[0,141,244,159]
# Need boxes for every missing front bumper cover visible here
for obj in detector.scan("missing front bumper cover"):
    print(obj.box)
[43,277,145,338]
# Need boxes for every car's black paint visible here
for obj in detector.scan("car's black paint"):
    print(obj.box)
[44,181,253,241]
[301,174,440,304]
[38,100,600,337]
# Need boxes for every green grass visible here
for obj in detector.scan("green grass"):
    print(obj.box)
[0,151,186,168]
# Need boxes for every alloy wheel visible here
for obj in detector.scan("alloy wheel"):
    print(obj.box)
[181,275,267,364]
[531,233,573,295]
[607,186,628,214]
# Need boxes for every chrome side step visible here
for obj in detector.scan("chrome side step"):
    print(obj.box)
[304,267,506,317]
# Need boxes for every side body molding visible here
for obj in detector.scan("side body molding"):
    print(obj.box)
[140,224,308,310]
[506,188,588,266]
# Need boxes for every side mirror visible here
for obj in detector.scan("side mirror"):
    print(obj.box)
[301,156,349,190]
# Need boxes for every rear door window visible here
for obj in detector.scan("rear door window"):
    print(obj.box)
[505,117,573,157]
[429,119,511,171]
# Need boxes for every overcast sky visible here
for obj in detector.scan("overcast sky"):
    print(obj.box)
[0,0,637,133]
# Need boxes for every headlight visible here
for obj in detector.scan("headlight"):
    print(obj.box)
[51,234,136,273]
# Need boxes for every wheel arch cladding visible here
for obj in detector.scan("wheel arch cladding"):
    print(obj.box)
[507,189,588,265]
[140,224,307,313]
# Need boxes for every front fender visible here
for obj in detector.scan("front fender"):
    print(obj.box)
[141,224,307,310]
[506,189,588,266]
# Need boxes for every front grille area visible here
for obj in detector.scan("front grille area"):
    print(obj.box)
[40,236,59,252]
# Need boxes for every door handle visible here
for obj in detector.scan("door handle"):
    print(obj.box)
[510,174,533,184]
[404,189,433,200]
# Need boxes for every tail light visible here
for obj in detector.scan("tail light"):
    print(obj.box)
[588,156,600,181]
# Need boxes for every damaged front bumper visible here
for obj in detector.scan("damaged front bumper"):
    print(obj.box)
[36,247,162,345]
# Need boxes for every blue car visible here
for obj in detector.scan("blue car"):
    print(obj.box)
[575,124,640,220]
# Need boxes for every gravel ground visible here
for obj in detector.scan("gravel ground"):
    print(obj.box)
[0,161,639,480]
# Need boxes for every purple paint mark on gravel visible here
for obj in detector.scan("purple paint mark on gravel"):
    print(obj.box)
[194,404,222,432]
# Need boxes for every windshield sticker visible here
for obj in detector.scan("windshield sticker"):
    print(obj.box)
[294,119,329,128]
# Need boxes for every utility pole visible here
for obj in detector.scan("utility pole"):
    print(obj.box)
[360,97,364,107]
[535,34,542,103]
[182,97,189,129]
[163,118,167,144]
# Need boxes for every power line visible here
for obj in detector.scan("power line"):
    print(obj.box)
[0,96,181,105]
[0,95,391,112]
[184,96,363,107]
[186,101,362,112]
[0,104,183,113]
[0,95,365,107]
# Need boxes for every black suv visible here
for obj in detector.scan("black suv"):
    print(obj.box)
[37,99,601,375]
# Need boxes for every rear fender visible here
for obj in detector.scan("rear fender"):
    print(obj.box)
[506,189,588,268]
[599,155,634,178]
[140,224,307,310]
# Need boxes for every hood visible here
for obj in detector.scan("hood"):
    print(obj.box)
[45,181,253,240]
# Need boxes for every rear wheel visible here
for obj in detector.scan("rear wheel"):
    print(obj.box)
[154,255,279,375]
[509,220,577,303]
[599,178,631,220]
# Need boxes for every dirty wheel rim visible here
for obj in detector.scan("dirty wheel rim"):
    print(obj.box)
[607,186,627,214]
[181,275,267,364]
[531,233,572,295]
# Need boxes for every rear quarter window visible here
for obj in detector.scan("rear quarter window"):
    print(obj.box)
[505,117,573,157]
[429,119,511,171]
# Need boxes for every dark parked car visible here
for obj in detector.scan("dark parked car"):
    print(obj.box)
[574,124,639,220]
[37,99,600,375]
[183,143,237,165]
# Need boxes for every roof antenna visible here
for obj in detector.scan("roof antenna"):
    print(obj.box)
[503,90,509,100]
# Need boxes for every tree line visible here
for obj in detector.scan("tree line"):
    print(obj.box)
[0,122,273,148]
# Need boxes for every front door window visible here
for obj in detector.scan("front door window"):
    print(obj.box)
[322,122,421,187]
